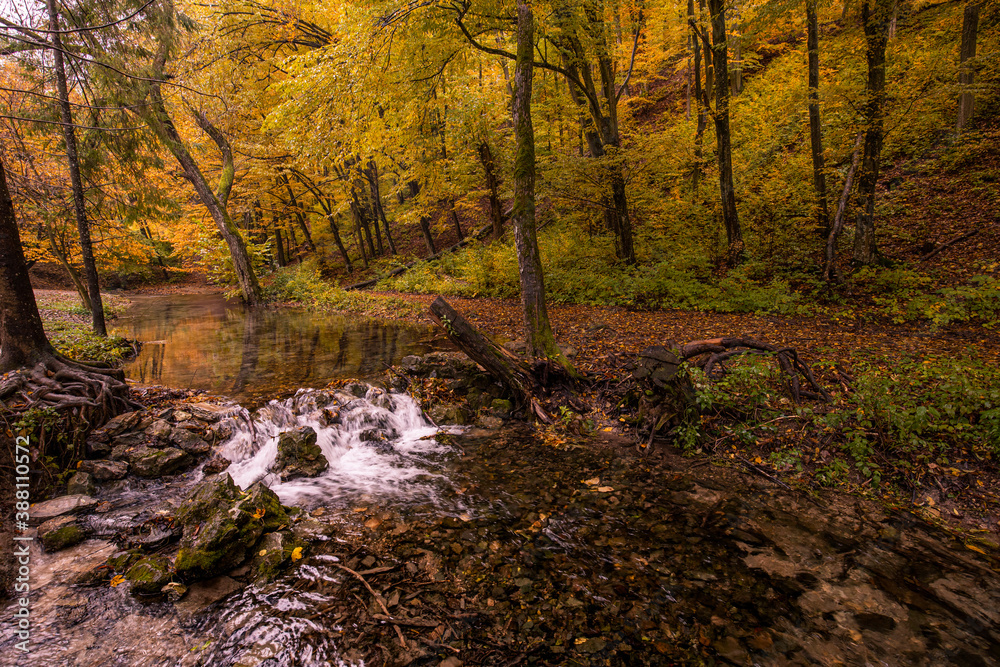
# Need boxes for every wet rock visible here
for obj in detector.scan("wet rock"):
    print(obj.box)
[78,459,129,481]
[148,419,173,442]
[249,531,305,581]
[291,518,334,542]
[125,554,173,595]
[174,575,242,620]
[476,415,504,429]
[109,431,152,459]
[85,438,112,458]
[173,410,192,422]
[428,403,471,425]
[161,581,188,602]
[209,421,235,443]
[173,474,289,580]
[39,515,86,551]
[359,429,395,454]
[202,454,232,475]
[344,382,370,398]
[129,447,194,478]
[712,636,749,664]
[29,494,98,525]
[187,403,230,422]
[88,410,150,443]
[169,428,211,455]
[67,471,96,496]
[107,549,143,572]
[400,351,480,379]
[274,426,328,480]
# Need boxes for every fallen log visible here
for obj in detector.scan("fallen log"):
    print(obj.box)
[428,296,552,422]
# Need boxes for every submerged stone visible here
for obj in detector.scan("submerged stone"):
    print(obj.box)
[248,531,305,581]
[39,515,85,551]
[169,428,211,455]
[274,426,328,481]
[161,582,188,602]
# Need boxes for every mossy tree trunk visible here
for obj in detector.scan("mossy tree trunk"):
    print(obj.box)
[852,0,894,266]
[956,2,980,132]
[511,0,576,378]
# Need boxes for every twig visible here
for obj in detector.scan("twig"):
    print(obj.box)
[918,230,978,262]
[735,457,792,490]
[334,563,407,648]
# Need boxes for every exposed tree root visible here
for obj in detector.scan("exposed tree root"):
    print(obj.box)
[679,337,831,403]
[0,352,140,428]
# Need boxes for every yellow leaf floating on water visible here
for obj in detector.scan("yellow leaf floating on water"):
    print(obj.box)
[259,549,267,557]
[109,575,126,588]
[290,547,303,562]
[583,478,600,486]
[965,543,988,555]
[597,486,615,493]
[252,507,265,520]
[574,637,587,645]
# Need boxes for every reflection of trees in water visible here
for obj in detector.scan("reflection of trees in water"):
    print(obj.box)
[231,308,261,393]
[121,295,441,400]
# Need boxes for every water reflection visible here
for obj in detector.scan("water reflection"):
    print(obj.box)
[111,293,448,406]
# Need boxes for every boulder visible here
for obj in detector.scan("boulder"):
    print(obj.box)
[173,474,289,581]
[109,432,153,459]
[29,494,98,525]
[88,410,150,443]
[274,427,328,481]
[78,459,129,481]
[161,582,188,602]
[125,554,173,595]
[129,447,194,478]
[187,402,231,422]
[38,515,85,551]
[107,549,143,572]
[67,471,96,496]
[428,403,471,425]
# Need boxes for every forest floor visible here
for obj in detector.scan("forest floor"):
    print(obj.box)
[28,267,1000,554]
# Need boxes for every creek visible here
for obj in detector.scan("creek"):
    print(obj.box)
[2,295,998,666]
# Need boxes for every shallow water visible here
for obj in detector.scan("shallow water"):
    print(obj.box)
[111,293,447,406]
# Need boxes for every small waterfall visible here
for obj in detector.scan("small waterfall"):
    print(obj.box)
[220,383,454,506]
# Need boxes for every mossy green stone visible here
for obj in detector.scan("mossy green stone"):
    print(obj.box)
[126,555,173,594]
[41,523,85,551]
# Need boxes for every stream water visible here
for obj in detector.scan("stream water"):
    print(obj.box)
[4,296,999,666]
[110,293,448,406]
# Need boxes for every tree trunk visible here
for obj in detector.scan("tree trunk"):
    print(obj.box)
[327,213,352,272]
[708,0,744,265]
[274,224,286,268]
[142,84,262,304]
[419,216,437,256]
[478,141,505,238]
[689,0,707,195]
[47,0,106,336]
[852,0,893,266]
[0,159,56,371]
[824,133,863,281]
[511,0,575,376]
[367,160,397,255]
[807,0,831,235]
[280,174,315,252]
[450,200,464,241]
[956,2,980,132]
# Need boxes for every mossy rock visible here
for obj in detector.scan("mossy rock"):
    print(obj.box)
[126,554,173,595]
[39,516,85,552]
[248,531,306,582]
[274,426,328,481]
[174,474,289,581]
[107,549,143,572]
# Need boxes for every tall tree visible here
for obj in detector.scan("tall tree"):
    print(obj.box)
[956,1,980,132]
[706,0,744,265]
[511,0,575,375]
[852,0,894,265]
[806,0,830,235]
[46,0,107,335]
[130,5,263,305]
[0,158,132,420]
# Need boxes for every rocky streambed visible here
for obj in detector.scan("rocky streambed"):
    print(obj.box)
[3,356,999,666]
